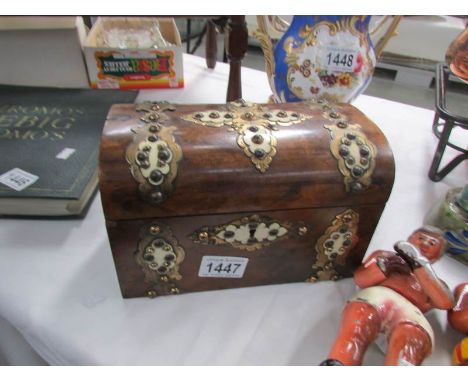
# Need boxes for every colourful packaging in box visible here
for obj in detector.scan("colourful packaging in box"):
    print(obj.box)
[84,18,183,90]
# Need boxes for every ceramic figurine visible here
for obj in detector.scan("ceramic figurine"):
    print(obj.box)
[255,16,402,103]
[424,185,468,265]
[446,27,468,83]
[320,226,454,366]
[448,283,468,366]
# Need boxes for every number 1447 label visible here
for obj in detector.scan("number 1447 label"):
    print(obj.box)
[198,256,249,278]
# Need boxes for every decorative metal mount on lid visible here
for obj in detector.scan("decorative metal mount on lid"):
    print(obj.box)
[126,102,182,205]
[181,99,309,173]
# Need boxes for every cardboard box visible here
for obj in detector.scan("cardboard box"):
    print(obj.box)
[0,17,89,88]
[84,18,184,90]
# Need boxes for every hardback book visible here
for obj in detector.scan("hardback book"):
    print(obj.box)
[0,85,136,216]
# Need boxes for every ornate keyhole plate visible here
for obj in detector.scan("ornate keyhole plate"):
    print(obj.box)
[191,214,294,251]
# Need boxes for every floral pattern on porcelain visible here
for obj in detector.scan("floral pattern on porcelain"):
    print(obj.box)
[273,16,375,103]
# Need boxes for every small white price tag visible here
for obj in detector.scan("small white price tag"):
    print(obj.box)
[56,147,76,160]
[323,46,359,72]
[198,256,249,278]
[0,168,39,191]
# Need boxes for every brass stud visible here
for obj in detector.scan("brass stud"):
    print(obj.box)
[158,149,171,162]
[346,157,355,166]
[298,226,308,236]
[360,147,370,157]
[329,111,339,119]
[276,111,287,118]
[151,191,163,203]
[337,121,348,128]
[136,152,147,162]
[153,239,165,247]
[150,170,163,183]
[244,112,255,120]
[149,124,161,133]
[160,275,169,282]
[223,230,235,239]
[147,290,157,298]
[352,166,364,178]
[350,182,363,192]
[198,231,209,240]
[339,145,349,157]
[149,225,161,235]
[324,240,334,248]
[308,276,318,283]
[163,245,172,251]
[254,149,266,159]
[170,287,180,294]
[251,134,264,144]
[148,113,159,121]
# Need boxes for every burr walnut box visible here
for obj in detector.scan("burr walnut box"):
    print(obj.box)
[100,99,394,298]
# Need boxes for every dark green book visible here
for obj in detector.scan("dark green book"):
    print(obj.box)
[0,85,136,216]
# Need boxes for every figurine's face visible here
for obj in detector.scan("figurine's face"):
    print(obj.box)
[408,230,445,262]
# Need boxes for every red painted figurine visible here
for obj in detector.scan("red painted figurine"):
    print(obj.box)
[321,226,454,366]
[448,283,468,365]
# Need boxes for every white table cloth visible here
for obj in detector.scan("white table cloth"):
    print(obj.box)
[0,54,466,365]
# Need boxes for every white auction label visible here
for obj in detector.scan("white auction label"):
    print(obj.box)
[56,147,76,160]
[323,46,359,72]
[198,256,249,278]
[0,168,39,191]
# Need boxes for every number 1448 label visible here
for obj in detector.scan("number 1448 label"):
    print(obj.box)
[323,46,359,73]
[198,256,249,278]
